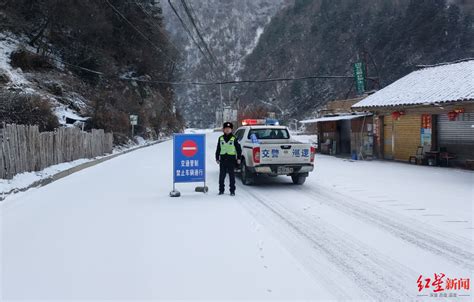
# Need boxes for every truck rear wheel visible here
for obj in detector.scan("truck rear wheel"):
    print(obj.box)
[291,174,306,185]
[241,161,255,185]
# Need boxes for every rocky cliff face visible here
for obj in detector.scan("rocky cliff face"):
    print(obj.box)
[162,0,288,127]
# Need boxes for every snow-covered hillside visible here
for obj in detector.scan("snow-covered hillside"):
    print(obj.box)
[0,34,31,89]
[161,0,288,127]
[0,33,88,126]
[1,1,183,138]
[240,0,474,120]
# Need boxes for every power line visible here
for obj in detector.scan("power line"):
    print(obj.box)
[25,49,363,87]
[180,0,219,69]
[183,0,205,34]
[167,0,218,75]
[104,0,177,65]
[128,75,361,86]
[22,49,179,114]
[132,1,182,56]
[172,0,231,119]
[32,50,106,75]
[181,0,230,80]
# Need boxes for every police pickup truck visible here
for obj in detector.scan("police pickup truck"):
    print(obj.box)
[234,121,315,185]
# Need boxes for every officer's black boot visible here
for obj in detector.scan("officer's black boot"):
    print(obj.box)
[218,163,226,194]
[229,163,236,194]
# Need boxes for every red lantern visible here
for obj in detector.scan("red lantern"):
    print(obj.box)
[391,111,405,121]
[448,111,458,121]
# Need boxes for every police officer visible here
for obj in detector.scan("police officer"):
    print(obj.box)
[215,122,242,196]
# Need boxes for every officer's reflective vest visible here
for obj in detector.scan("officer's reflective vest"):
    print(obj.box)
[219,136,237,156]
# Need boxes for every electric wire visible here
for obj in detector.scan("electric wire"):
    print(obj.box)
[104,0,177,65]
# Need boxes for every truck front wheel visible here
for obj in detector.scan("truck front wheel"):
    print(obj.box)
[291,174,306,185]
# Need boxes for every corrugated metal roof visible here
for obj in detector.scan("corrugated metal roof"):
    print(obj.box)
[300,113,371,124]
[352,60,474,108]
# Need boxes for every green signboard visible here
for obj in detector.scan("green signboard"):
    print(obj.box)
[353,62,366,94]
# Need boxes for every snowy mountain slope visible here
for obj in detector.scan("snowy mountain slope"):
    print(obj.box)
[0,33,89,125]
[0,34,31,89]
[161,0,289,127]
[240,0,474,120]
[1,0,183,138]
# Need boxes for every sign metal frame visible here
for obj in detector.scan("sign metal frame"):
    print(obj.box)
[170,133,207,197]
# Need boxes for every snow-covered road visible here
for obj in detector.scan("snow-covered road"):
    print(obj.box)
[1,132,473,300]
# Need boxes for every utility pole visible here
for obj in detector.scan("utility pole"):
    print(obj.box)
[219,83,224,124]
[363,50,369,93]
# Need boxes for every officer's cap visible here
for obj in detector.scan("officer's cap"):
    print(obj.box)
[223,122,233,129]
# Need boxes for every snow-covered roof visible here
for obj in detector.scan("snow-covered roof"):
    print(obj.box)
[352,60,474,108]
[300,113,371,124]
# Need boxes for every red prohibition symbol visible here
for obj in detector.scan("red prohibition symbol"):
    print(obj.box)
[181,140,198,157]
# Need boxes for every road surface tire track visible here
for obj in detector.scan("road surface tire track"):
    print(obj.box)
[239,190,357,300]
[241,187,414,301]
[295,185,474,271]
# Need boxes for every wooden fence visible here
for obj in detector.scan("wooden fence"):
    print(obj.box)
[0,124,113,179]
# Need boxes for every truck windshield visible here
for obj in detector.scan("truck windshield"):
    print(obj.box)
[248,128,290,140]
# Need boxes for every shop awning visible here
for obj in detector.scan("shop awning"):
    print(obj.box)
[299,113,372,124]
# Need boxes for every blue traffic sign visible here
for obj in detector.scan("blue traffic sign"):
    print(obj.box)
[173,134,206,183]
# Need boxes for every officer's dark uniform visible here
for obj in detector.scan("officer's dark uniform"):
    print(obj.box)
[215,122,242,195]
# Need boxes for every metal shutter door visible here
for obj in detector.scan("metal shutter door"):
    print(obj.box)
[438,113,474,145]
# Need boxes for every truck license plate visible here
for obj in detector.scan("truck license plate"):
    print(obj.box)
[277,167,293,174]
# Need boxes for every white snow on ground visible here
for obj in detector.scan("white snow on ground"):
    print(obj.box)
[1,132,473,300]
[112,138,166,154]
[54,105,89,125]
[1,135,324,300]
[293,133,318,144]
[0,139,165,196]
[133,136,147,145]
[0,158,92,195]
[184,128,215,134]
[314,155,474,240]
